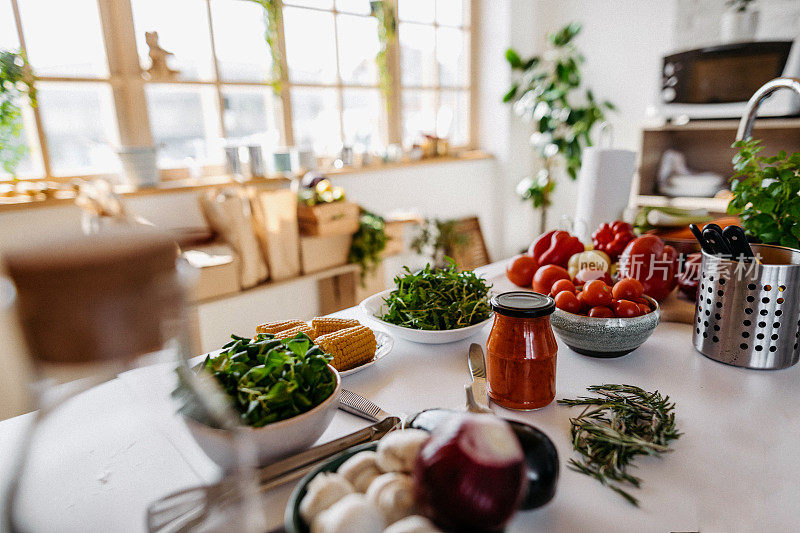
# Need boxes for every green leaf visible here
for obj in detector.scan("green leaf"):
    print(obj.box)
[502,83,519,103]
[505,48,523,69]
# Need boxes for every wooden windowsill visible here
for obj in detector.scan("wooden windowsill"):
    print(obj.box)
[0,151,493,214]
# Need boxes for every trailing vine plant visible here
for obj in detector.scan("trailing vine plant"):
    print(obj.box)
[247,0,286,94]
[348,209,388,285]
[370,0,397,114]
[0,50,36,177]
[503,22,613,216]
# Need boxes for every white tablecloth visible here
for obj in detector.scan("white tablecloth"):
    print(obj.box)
[1,261,799,532]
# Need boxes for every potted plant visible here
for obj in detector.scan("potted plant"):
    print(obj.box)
[503,23,613,232]
[0,50,36,178]
[721,0,759,44]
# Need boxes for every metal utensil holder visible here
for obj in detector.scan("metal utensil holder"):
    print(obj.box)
[693,244,800,369]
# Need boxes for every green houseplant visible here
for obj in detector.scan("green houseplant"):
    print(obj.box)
[728,138,800,249]
[503,23,613,228]
[349,210,388,284]
[246,0,286,94]
[0,50,36,177]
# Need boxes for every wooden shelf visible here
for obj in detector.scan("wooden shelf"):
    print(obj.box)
[632,194,730,213]
[643,117,800,132]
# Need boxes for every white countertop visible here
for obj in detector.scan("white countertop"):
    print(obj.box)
[1,261,799,532]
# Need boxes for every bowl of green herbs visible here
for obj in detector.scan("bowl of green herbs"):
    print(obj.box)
[184,332,340,468]
[360,262,493,344]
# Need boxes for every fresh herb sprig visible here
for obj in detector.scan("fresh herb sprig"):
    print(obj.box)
[558,384,681,506]
[381,260,492,330]
[200,332,336,427]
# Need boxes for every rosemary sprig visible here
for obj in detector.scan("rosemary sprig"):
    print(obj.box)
[558,384,681,506]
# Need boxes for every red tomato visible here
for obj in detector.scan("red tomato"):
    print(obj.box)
[533,265,571,295]
[582,280,613,307]
[618,235,678,301]
[573,268,613,288]
[505,254,539,287]
[613,299,642,318]
[550,279,576,296]
[554,291,581,314]
[637,303,652,315]
[588,306,614,318]
[612,278,644,300]
[576,291,592,313]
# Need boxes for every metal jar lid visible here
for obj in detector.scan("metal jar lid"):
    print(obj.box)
[490,291,555,318]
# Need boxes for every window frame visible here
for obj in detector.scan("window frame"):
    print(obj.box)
[5,0,478,182]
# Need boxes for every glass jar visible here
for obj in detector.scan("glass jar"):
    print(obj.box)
[486,292,558,410]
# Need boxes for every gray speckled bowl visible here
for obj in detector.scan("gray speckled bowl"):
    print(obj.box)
[550,296,660,358]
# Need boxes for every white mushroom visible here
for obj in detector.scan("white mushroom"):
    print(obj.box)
[299,472,354,524]
[383,515,442,533]
[337,450,383,492]
[310,493,385,533]
[376,429,430,473]
[366,472,417,525]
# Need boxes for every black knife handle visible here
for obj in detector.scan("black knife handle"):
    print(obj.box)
[689,223,716,255]
[722,225,755,260]
[703,227,733,258]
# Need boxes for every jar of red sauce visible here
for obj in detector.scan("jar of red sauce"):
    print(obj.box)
[486,291,558,410]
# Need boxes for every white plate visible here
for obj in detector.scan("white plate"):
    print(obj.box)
[359,289,493,344]
[339,329,394,377]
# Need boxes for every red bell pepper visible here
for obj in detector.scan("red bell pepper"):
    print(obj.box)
[618,235,678,301]
[592,220,636,262]
[528,230,585,268]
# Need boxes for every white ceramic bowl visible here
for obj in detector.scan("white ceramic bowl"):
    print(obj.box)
[359,289,492,344]
[184,364,341,469]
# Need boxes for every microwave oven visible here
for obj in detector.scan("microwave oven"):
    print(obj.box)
[658,40,800,119]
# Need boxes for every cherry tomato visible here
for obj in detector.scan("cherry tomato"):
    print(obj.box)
[505,254,539,287]
[550,279,576,296]
[613,299,642,318]
[637,303,652,315]
[573,268,613,288]
[576,291,592,313]
[533,265,571,295]
[582,280,613,307]
[612,278,644,300]
[554,291,581,314]
[588,306,614,318]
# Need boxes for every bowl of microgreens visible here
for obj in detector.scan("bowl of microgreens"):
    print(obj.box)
[183,332,341,468]
[360,261,493,344]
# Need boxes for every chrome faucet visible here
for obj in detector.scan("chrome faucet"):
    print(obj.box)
[736,77,800,141]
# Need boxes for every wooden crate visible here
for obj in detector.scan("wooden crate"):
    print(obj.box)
[297,201,360,236]
[300,234,353,274]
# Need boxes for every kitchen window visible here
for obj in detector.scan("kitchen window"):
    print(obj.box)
[1,0,474,182]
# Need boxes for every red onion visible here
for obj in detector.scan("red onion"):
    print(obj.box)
[413,413,527,531]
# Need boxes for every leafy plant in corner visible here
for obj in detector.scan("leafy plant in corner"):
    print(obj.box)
[370,0,397,114]
[503,22,613,222]
[411,218,469,269]
[728,138,800,249]
[0,50,36,177]
[348,209,388,285]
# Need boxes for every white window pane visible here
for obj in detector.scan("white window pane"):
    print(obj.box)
[0,0,20,50]
[402,90,436,146]
[399,23,435,87]
[0,105,43,179]
[222,86,281,143]
[335,0,371,15]
[337,14,379,85]
[438,90,469,145]
[18,0,108,77]
[342,88,385,149]
[36,82,120,176]
[283,0,333,8]
[291,87,341,155]
[210,0,272,82]
[398,0,434,23]
[284,7,337,84]
[132,0,215,81]
[146,84,222,167]
[436,0,467,27]
[437,27,468,87]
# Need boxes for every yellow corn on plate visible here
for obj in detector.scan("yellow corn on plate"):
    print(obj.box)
[311,317,361,336]
[256,319,307,335]
[275,323,317,340]
[316,325,376,371]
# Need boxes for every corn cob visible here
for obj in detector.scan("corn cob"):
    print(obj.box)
[275,323,317,340]
[316,325,376,371]
[311,317,361,336]
[256,319,306,335]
